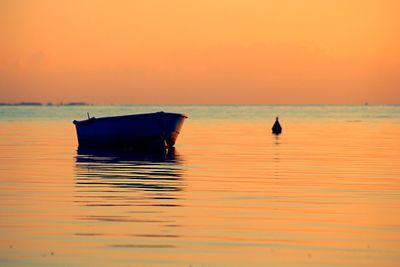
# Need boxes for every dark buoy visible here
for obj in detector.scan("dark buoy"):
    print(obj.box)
[272,117,282,134]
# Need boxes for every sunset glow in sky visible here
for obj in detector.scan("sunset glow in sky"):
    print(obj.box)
[1,0,399,104]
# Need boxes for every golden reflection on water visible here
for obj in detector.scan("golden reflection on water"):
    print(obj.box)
[0,119,400,266]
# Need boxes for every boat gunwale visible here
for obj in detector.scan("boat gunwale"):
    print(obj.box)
[73,111,188,126]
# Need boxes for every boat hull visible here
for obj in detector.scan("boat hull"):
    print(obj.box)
[73,112,186,151]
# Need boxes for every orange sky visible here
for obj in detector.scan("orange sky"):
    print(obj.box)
[0,0,399,104]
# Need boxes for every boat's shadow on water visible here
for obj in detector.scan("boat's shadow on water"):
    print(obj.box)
[74,147,185,198]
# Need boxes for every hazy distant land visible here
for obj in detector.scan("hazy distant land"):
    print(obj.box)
[0,102,89,106]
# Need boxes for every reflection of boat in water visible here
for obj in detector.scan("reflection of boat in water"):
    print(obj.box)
[76,146,179,163]
[73,112,187,150]
[74,148,184,233]
[75,148,184,194]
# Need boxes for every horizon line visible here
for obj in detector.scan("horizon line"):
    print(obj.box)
[0,102,399,106]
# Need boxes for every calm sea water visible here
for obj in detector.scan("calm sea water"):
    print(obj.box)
[0,105,399,266]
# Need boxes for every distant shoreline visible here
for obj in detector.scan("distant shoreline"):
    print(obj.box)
[0,102,89,106]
